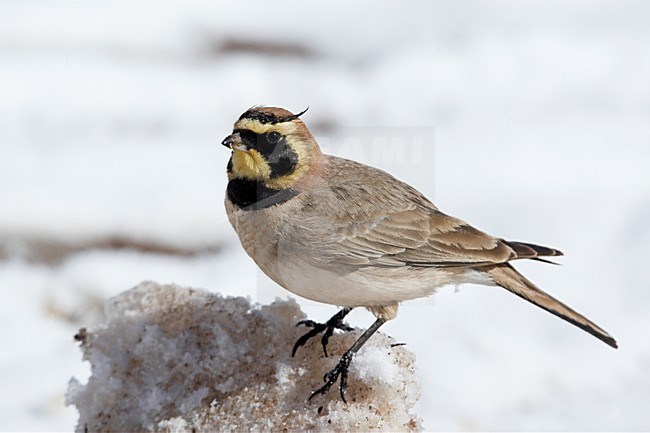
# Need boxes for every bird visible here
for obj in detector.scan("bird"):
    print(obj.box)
[222,106,617,402]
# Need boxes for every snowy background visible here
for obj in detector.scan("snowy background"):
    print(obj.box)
[1,0,649,430]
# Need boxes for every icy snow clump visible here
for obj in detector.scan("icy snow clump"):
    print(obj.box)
[66,281,422,431]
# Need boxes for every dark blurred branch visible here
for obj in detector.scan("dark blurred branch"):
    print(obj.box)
[206,38,317,59]
[0,236,221,265]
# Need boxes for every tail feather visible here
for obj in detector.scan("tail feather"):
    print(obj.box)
[485,263,617,349]
[530,257,561,265]
[504,240,563,260]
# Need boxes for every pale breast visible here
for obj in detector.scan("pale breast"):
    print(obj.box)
[225,196,289,287]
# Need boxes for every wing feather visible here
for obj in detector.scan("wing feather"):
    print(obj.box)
[291,156,558,270]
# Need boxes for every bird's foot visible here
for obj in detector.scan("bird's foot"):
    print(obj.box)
[308,352,353,403]
[292,308,353,357]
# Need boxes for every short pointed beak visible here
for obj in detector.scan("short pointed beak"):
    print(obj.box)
[221,132,246,151]
[221,134,235,148]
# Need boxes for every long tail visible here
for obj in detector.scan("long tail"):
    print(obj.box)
[485,263,618,348]
[503,240,563,264]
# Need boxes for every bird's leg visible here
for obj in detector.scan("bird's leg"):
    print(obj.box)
[309,317,386,403]
[292,307,354,357]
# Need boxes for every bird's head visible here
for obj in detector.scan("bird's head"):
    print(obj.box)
[222,106,321,189]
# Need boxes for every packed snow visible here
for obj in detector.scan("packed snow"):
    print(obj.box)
[66,282,421,432]
[2,0,650,431]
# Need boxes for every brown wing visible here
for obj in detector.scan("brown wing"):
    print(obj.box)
[334,203,516,267]
[297,156,560,269]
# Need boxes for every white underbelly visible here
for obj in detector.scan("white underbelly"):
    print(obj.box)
[227,198,495,308]
[273,256,494,307]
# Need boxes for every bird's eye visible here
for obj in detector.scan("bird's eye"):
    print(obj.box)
[266,131,281,143]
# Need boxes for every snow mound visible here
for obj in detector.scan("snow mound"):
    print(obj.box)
[66,282,421,432]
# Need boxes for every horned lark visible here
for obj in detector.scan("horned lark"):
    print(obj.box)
[222,106,617,401]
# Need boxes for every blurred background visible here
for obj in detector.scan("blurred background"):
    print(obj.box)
[1,1,649,430]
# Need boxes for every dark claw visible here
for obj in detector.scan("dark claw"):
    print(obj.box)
[306,316,385,403]
[321,326,336,357]
[291,309,353,358]
[318,318,353,356]
[339,366,349,403]
[296,319,319,328]
[308,353,352,402]
[292,325,326,357]
[309,382,332,401]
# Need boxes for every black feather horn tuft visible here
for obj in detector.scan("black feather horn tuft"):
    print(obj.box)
[276,107,309,123]
[239,107,309,125]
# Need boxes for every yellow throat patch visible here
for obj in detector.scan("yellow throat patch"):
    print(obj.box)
[230,149,271,180]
